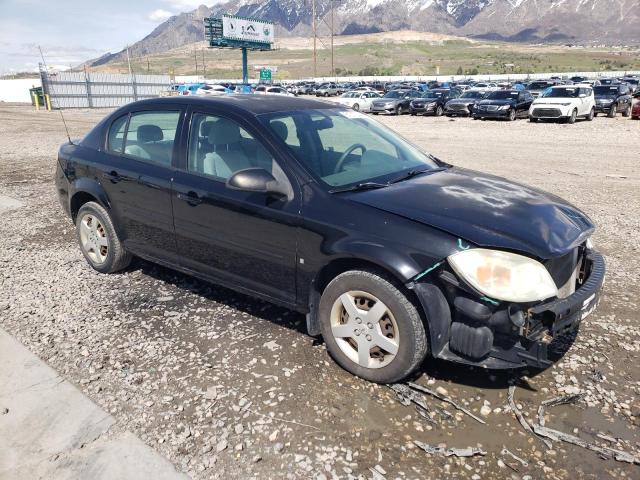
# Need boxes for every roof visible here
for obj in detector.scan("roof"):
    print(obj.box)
[125,95,341,115]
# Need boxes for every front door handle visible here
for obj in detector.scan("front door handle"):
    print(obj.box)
[105,170,121,183]
[177,191,203,206]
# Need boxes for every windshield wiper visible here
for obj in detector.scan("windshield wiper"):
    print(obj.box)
[390,166,446,184]
[329,182,389,193]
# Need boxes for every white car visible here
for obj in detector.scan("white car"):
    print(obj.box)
[195,84,228,96]
[529,84,595,124]
[472,82,500,92]
[330,91,381,112]
[254,85,294,96]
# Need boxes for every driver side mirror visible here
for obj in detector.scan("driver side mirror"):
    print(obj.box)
[226,168,289,198]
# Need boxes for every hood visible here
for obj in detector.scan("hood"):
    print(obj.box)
[345,167,594,260]
[477,99,515,106]
[447,98,475,105]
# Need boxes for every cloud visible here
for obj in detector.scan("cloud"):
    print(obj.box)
[148,9,173,22]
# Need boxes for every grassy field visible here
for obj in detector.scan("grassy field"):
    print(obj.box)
[94,31,640,79]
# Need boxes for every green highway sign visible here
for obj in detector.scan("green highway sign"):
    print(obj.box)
[259,69,272,81]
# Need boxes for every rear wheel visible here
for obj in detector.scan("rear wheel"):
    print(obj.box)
[76,201,131,274]
[352,103,360,111]
[529,116,538,123]
[319,270,428,383]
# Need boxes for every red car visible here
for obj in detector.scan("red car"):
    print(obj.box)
[633,92,640,119]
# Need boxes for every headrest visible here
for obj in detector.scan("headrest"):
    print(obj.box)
[270,120,288,141]
[208,118,241,145]
[200,120,217,137]
[137,124,163,143]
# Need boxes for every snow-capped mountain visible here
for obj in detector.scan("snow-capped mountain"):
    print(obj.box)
[90,0,639,66]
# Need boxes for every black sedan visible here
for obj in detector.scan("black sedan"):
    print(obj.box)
[473,90,534,121]
[55,95,604,383]
[410,89,460,116]
[593,84,633,117]
[370,89,422,115]
[444,89,486,117]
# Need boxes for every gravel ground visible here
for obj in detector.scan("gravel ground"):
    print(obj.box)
[0,104,639,479]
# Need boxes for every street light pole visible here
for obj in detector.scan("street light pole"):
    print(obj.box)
[330,0,334,77]
[312,0,317,78]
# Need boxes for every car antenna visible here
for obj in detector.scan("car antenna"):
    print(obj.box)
[38,45,73,145]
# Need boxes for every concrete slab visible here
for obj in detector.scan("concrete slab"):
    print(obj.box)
[0,194,25,214]
[0,329,188,480]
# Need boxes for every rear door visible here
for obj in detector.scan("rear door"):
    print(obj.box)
[171,108,300,304]
[100,108,182,259]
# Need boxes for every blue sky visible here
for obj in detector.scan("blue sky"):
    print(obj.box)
[0,0,217,74]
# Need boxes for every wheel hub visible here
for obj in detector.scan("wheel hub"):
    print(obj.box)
[330,291,400,369]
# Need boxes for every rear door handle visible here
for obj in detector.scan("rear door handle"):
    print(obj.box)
[177,191,203,206]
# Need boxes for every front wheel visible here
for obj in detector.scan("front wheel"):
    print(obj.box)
[622,105,631,117]
[76,201,131,274]
[586,107,595,121]
[319,270,428,383]
[608,104,616,118]
[567,109,577,124]
[508,109,516,121]
[435,105,444,117]
[529,116,538,123]
[352,103,360,111]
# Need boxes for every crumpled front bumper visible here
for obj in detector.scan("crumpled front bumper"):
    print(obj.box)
[413,250,606,370]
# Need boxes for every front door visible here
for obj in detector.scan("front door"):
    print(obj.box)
[171,111,300,304]
[99,109,182,259]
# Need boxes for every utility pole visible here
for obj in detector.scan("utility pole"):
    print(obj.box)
[312,0,317,78]
[194,45,198,76]
[202,48,206,77]
[126,45,133,76]
[330,0,334,77]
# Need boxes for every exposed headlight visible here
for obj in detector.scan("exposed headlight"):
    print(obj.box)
[498,105,511,110]
[448,249,558,303]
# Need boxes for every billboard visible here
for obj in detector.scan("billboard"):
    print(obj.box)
[222,14,275,45]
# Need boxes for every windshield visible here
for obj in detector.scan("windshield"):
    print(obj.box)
[341,92,359,98]
[542,87,580,98]
[486,91,519,100]
[594,86,619,95]
[384,90,405,99]
[259,108,440,188]
[528,82,552,90]
[461,91,484,99]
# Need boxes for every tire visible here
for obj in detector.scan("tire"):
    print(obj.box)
[623,105,631,117]
[352,103,360,111]
[435,105,444,117]
[508,109,516,121]
[76,201,131,274]
[529,116,538,123]
[593,112,598,117]
[608,104,616,118]
[473,116,479,120]
[586,107,595,121]
[567,109,577,124]
[410,112,417,116]
[394,106,400,116]
[318,270,428,384]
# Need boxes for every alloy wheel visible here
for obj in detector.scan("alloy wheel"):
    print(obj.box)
[79,214,109,264]
[330,291,399,369]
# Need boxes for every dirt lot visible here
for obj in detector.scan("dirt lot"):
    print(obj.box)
[0,104,639,479]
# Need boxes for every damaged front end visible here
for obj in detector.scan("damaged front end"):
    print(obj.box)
[410,242,606,370]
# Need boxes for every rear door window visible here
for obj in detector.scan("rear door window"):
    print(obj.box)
[123,111,180,166]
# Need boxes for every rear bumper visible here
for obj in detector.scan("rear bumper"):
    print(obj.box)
[414,250,605,370]
[55,161,71,218]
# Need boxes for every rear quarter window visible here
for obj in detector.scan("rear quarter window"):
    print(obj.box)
[107,114,128,153]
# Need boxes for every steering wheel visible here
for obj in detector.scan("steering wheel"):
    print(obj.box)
[333,143,367,174]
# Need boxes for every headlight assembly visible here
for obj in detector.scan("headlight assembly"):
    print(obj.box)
[448,249,558,303]
[498,105,511,110]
